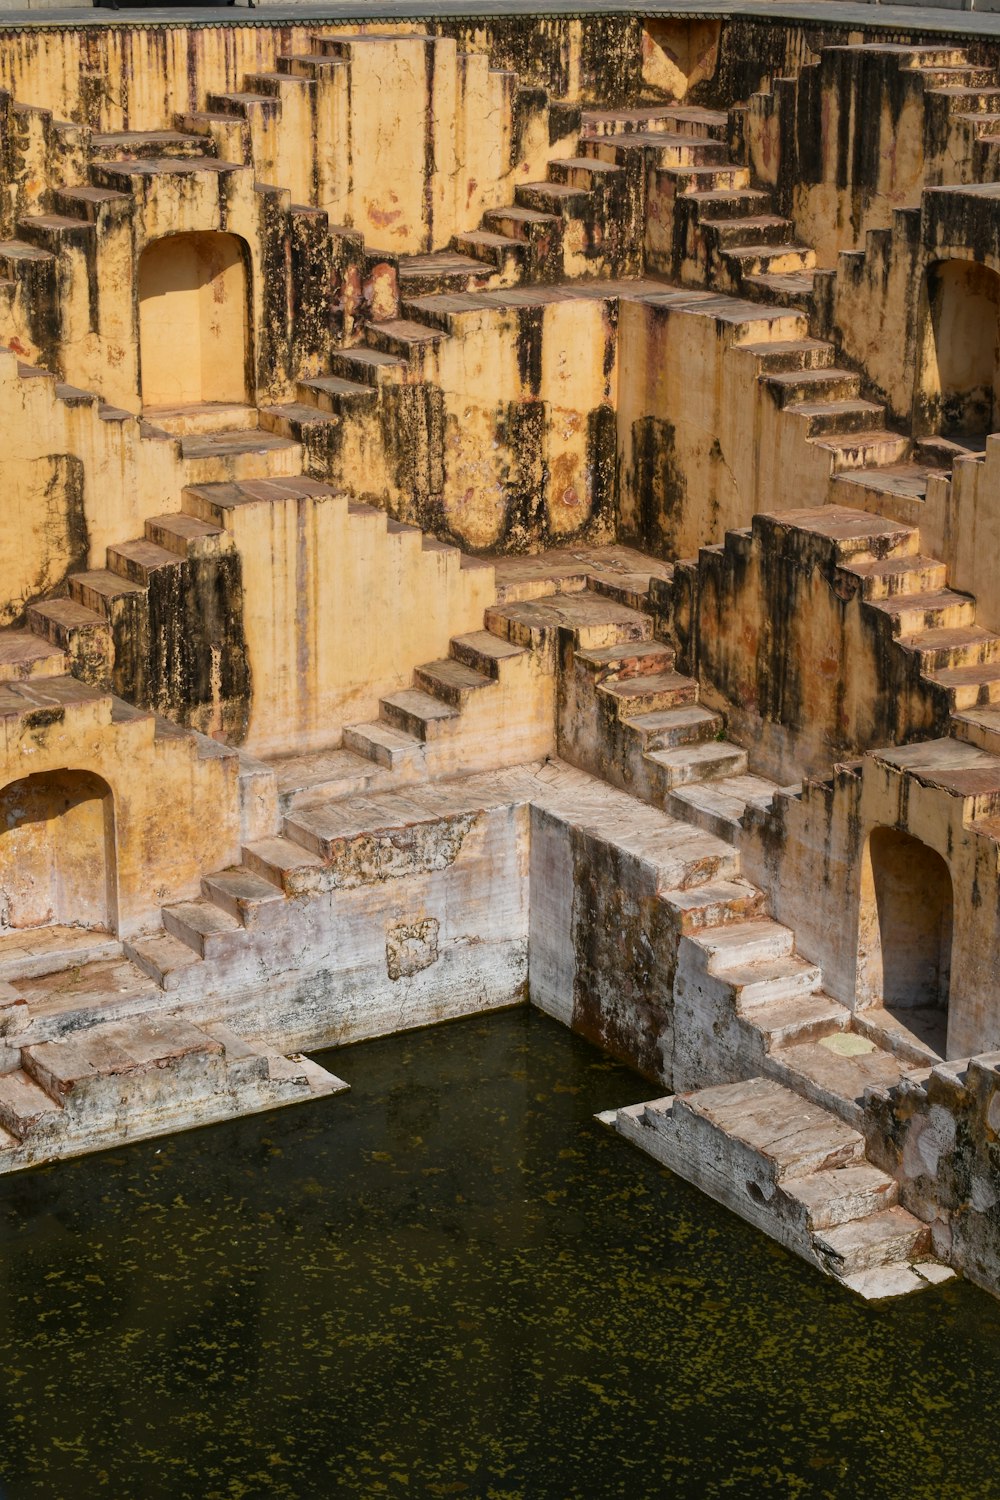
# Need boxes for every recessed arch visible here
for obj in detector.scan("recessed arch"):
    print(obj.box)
[0,770,117,936]
[914,256,1000,439]
[856,825,953,1056]
[138,231,251,410]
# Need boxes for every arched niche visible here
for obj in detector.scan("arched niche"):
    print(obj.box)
[856,825,953,1056]
[0,770,117,936]
[914,257,1000,439]
[138,231,251,410]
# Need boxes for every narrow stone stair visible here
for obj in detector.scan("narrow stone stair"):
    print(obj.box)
[606,1075,953,1298]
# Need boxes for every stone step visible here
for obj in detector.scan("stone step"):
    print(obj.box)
[801,402,924,457]
[952,703,1000,754]
[760,505,919,563]
[664,164,751,194]
[0,629,65,683]
[899,624,1000,671]
[581,104,727,139]
[724,243,817,277]
[743,338,837,373]
[106,538,180,585]
[25,597,108,650]
[90,129,213,161]
[574,638,676,680]
[927,660,1000,709]
[810,428,911,471]
[790,1164,899,1231]
[342,719,424,771]
[763,367,862,405]
[698,917,795,969]
[749,990,851,1051]
[451,230,525,272]
[297,373,376,412]
[414,657,493,708]
[396,251,498,292]
[201,867,286,927]
[68,568,146,615]
[709,214,796,249]
[54,184,131,222]
[123,931,204,991]
[627,703,723,751]
[660,877,766,933]
[259,403,341,441]
[549,156,624,190]
[685,188,772,221]
[0,1017,348,1168]
[182,475,341,524]
[483,204,561,239]
[867,588,976,636]
[814,1207,931,1277]
[16,213,95,251]
[161,899,244,960]
[927,86,1000,110]
[485,591,651,663]
[144,511,228,559]
[0,1068,63,1139]
[597,669,698,719]
[379,688,459,741]
[584,131,728,168]
[449,630,525,678]
[644,738,748,787]
[329,346,408,386]
[847,554,949,599]
[241,834,327,896]
[366,318,447,359]
[722,953,824,1011]
[516,181,591,217]
[675,1076,866,1180]
[178,430,303,477]
[743,269,818,304]
[767,1033,907,1129]
[666,773,779,842]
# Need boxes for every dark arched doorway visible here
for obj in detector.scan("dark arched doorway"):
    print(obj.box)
[138,232,251,410]
[915,258,1000,439]
[0,770,117,936]
[857,826,952,1055]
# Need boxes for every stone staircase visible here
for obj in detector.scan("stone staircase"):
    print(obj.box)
[0,1010,346,1173]
[609,1078,951,1299]
[713,504,1000,751]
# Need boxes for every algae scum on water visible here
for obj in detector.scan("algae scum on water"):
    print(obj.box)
[0,1007,998,1500]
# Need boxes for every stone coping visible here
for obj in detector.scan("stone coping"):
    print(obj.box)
[0,0,998,39]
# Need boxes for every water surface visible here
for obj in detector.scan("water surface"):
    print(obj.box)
[0,1007,998,1499]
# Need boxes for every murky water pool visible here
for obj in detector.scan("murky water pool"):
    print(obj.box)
[0,1007,998,1499]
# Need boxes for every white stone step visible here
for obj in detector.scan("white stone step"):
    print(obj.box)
[659,878,765,934]
[161,900,244,960]
[698,918,795,969]
[124,931,204,991]
[813,1206,930,1277]
[201,867,286,927]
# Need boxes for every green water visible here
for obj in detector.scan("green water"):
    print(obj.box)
[0,1008,998,1500]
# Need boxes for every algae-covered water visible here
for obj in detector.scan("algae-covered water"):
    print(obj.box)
[0,1008,998,1500]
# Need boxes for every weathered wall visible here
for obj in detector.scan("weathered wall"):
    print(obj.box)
[675,513,946,784]
[616,291,821,558]
[0,686,242,937]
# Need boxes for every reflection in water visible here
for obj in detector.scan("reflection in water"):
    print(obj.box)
[0,1007,998,1499]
